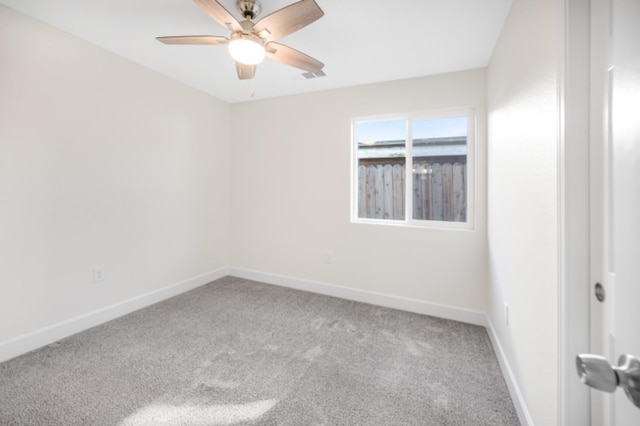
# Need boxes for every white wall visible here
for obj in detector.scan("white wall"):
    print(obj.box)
[487,0,560,424]
[230,70,488,313]
[0,6,230,346]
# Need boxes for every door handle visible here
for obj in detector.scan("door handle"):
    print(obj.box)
[576,354,640,408]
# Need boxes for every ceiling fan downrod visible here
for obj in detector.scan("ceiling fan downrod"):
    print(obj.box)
[236,0,262,20]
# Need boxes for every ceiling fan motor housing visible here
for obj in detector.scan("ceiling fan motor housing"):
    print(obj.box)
[236,0,262,20]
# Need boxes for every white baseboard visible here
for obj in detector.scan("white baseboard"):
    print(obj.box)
[228,267,487,326]
[485,317,534,426]
[0,267,229,363]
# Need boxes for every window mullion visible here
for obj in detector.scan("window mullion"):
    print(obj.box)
[405,118,413,223]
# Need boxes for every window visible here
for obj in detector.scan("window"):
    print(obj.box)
[352,109,474,229]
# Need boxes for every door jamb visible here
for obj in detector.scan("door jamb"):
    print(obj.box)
[558,0,592,424]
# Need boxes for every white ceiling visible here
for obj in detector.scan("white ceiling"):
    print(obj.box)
[0,0,512,103]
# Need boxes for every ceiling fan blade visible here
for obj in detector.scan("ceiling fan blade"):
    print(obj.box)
[156,35,229,45]
[193,0,242,32]
[235,62,257,80]
[254,0,324,41]
[265,42,324,73]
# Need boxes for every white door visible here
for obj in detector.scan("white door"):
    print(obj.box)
[581,0,640,424]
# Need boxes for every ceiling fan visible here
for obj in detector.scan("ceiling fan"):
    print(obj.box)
[157,0,326,80]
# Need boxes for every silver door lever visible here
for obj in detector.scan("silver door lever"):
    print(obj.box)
[576,354,640,408]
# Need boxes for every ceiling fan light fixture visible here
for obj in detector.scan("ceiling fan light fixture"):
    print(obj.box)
[228,34,265,65]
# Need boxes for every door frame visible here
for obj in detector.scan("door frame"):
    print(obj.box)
[558,0,592,424]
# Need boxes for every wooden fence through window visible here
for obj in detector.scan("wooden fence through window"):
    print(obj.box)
[357,161,467,222]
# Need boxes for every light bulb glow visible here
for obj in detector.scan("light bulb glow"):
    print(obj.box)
[228,35,265,65]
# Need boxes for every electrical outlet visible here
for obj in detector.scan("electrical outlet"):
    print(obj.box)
[93,266,105,283]
[504,303,509,326]
[324,250,334,264]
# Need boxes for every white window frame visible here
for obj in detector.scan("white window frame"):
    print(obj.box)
[351,107,476,230]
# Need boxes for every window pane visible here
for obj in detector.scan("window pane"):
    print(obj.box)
[411,116,467,222]
[355,119,406,220]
